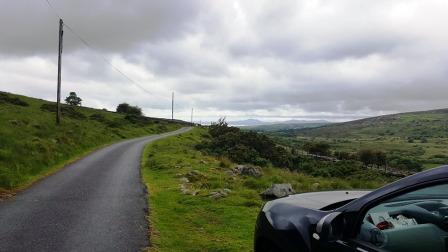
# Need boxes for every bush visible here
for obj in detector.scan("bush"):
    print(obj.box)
[299,159,362,178]
[198,118,295,169]
[116,103,142,116]
[388,156,423,172]
[303,142,331,156]
[357,149,386,167]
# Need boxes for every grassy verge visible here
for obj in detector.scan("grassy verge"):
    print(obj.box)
[0,91,184,192]
[141,128,388,252]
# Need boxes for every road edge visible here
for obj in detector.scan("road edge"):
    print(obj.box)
[0,127,188,202]
[140,127,194,252]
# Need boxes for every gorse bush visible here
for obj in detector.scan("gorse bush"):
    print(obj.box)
[198,118,295,168]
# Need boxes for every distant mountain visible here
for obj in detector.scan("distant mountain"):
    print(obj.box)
[280,119,328,124]
[285,108,448,138]
[243,122,330,132]
[227,119,329,126]
[227,118,330,132]
[228,119,265,126]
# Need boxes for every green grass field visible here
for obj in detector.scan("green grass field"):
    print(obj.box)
[0,91,183,191]
[141,128,388,252]
[270,109,448,170]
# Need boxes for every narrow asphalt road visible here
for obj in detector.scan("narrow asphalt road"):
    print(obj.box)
[0,127,192,252]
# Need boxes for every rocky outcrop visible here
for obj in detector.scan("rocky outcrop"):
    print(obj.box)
[208,188,232,199]
[261,184,295,199]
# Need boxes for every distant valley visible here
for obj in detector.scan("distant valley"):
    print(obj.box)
[265,108,448,170]
[229,119,330,132]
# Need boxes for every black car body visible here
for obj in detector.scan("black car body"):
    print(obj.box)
[254,165,448,252]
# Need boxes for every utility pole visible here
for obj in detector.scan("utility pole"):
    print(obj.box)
[191,108,193,124]
[56,18,64,124]
[171,92,174,120]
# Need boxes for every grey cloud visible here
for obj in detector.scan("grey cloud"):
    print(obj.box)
[1,0,448,122]
[0,0,204,56]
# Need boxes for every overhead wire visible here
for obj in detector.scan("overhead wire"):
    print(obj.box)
[42,0,168,100]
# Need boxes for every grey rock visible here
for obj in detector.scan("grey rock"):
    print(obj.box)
[233,164,263,177]
[261,184,295,199]
[208,189,230,199]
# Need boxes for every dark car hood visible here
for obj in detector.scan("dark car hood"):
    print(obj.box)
[264,190,371,211]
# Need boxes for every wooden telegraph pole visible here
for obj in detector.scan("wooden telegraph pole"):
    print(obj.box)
[56,18,64,124]
[191,108,193,124]
[171,92,174,120]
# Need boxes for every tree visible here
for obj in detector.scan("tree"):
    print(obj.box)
[358,149,375,167]
[303,142,331,156]
[65,92,82,106]
[116,103,142,116]
[374,151,387,169]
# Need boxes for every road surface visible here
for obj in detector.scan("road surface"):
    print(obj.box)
[0,127,192,252]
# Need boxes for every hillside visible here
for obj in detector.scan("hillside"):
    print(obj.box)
[272,108,448,170]
[141,128,388,251]
[287,108,448,139]
[242,121,329,132]
[0,91,187,191]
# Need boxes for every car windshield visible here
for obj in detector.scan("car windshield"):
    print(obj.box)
[386,184,448,202]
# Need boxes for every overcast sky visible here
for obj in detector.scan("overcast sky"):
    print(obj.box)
[1,0,448,122]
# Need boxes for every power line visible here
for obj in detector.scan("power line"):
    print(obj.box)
[42,0,167,100]
[44,0,62,20]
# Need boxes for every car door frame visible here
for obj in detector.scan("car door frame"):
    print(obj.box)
[328,177,448,251]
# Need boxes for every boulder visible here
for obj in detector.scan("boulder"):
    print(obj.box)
[261,184,295,199]
[233,165,263,177]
